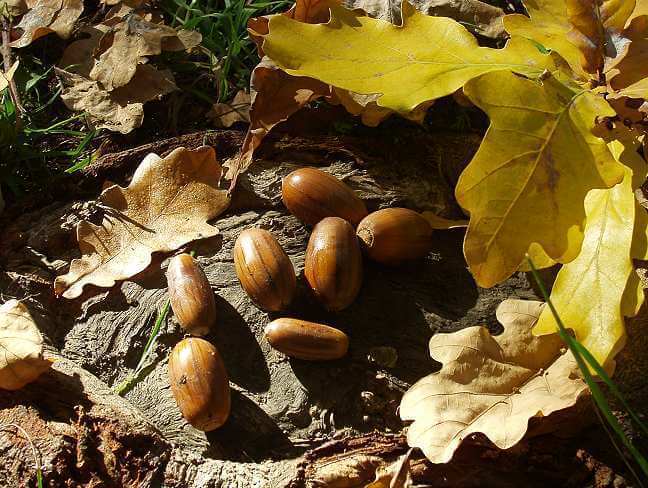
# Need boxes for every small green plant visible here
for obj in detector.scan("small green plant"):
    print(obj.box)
[528,257,648,485]
[162,0,291,101]
[0,56,95,194]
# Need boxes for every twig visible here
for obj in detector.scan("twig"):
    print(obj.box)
[0,423,44,488]
[1,15,24,130]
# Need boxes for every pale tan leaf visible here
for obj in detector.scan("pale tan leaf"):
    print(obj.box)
[0,300,52,391]
[10,0,83,48]
[0,61,19,93]
[208,89,251,128]
[400,299,588,463]
[54,146,230,299]
[344,0,505,38]
[57,65,177,134]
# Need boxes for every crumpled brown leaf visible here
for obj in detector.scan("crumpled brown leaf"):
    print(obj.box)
[208,89,252,128]
[400,299,588,464]
[309,454,385,487]
[57,65,176,134]
[54,146,231,299]
[344,0,505,38]
[227,56,331,182]
[89,13,201,90]
[0,300,52,391]
[56,10,200,133]
[10,0,83,48]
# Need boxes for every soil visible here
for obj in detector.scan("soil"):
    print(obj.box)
[0,124,645,487]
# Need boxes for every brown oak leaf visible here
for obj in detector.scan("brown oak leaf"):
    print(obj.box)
[10,0,83,48]
[54,147,230,299]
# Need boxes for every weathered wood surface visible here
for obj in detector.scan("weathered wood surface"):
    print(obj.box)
[0,128,639,487]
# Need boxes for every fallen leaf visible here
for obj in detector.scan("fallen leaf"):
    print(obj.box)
[57,65,177,134]
[262,2,554,115]
[89,13,201,90]
[309,454,384,487]
[535,139,646,368]
[0,60,19,92]
[455,71,624,288]
[0,300,51,391]
[228,57,331,181]
[366,449,413,488]
[421,211,468,230]
[208,89,251,128]
[54,146,230,299]
[503,0,635,77]
[10,0,83,48]
[344,0,506,38]
[400,299,588,464]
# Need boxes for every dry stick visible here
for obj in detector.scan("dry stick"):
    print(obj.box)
[1,15,24,130]
[0,423,44,488]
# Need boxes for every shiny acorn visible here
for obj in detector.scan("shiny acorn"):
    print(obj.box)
[356,208,433,264]
[233,228,296,311]
[305,217,362,311]
[167,253,216,336]
[168,337,231,431]
[282,167,368,226]
[264,318,349,360]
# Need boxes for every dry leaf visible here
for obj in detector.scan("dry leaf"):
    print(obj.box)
[0,300,51,391]
[309,454,384,487]
[400,299,588,464]
[344,0,506,38]
[57,65,177,134]
[0,61,19,92]
[10,0,83,48]
[366,449,413,488]
[54,147,230,299]
[89,14,201,90]
[228,57,331,181]
[208,89,251,128]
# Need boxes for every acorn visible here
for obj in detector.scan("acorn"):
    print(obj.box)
[167,254,216,336]
[305,217,362,311]
[168,337,231,431]
[282,167,368,226]
[356,208,433,264]
[233,228,296,311]
[264,318,349,360]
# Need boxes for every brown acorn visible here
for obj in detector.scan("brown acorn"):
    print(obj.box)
[265,318,349,360]
[167,254,216,336]
[356,208,433,264]
[305,217,362,311]
[233,228,296,311]
[282,167,368,226]
[168,337,230,431]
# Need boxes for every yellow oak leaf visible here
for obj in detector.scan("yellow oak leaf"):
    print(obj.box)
[400,299,587,464]
[0,300,52,391]
[504,0,635,78]
[455,71,624,288]
[534,139,644,367]
[262,2,554,114]
[54,147,230,299]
